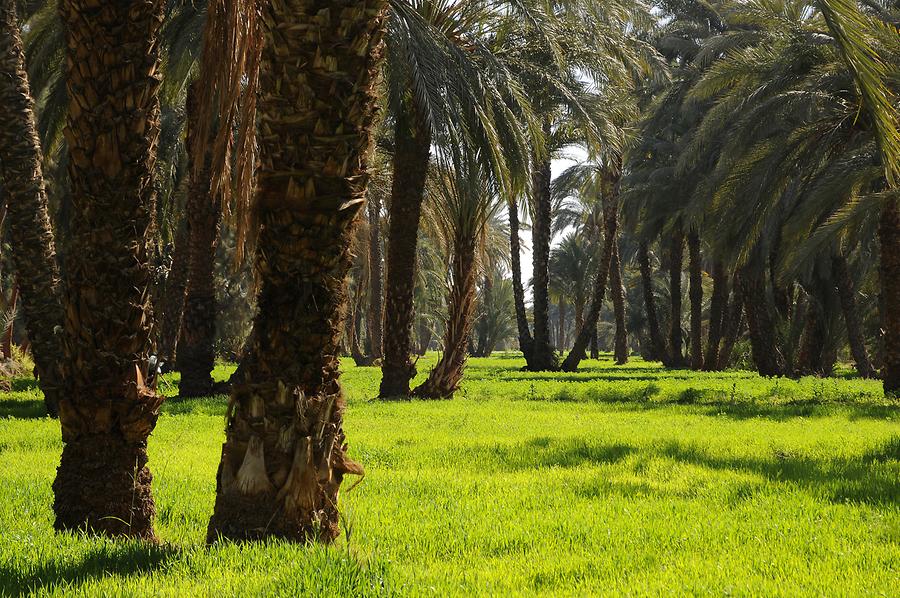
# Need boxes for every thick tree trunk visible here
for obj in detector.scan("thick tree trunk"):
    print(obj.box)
[508,196,533,363]
[562,178,617,372]
[379,106,431,397]
[413,233,477,399]
[880,200,900,396]
[178,82,221,397]
[0,0,65,416]
[717,281,744,370]
[703,261,727,371]
[638,241,668,363]
[739,267,786,377]
[687,232,703,370]
[206,0,383,543]
[611,241,628,365]
[668,224,686,368]
[53,0,165,540]
[529,124,558,371]
[367,194,384,359]
[832,255,875,378]
[157,217,190,369]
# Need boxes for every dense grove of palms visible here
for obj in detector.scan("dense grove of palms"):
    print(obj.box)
[0,0,895,544]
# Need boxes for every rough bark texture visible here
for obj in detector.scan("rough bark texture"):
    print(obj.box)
[739,267,786,377]
[717,281,744,370]
[562,181,617,372]
[379,106,430,397]
[508,197,533,362]
[367,193,383,359]
[687,232,703,370]
[157,218,190,369]
[53,0,165,540]
[880,200,900,396]
[610,241,628,365]
[638,241,668,363]
[0,0,65,416]
[703,261,727,371]
[178,82,221,397]
[206,0,384,543]
[413,233,477,399]
[832,255,874,378]
[529,127,558,371]
[668,225,686,368]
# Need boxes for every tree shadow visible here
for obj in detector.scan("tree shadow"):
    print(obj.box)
[446,436,636,472]
[0,542,180,596]
[0,398,46,419]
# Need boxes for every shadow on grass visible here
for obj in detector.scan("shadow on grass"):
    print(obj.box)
[0,542,179,596]
[0,398,46,419]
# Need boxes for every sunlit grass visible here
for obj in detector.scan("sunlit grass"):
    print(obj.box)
[0,355,897,595]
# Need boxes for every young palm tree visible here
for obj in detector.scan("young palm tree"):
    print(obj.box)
[0,0,64,416]
[52,0,166,539]
[206,0,383,542]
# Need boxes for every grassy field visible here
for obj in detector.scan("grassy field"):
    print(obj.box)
[0,354,898,596]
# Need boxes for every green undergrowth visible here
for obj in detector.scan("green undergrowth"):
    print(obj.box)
[0,355,897,596]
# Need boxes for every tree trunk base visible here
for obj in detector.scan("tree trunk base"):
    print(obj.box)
[53,433,156,541]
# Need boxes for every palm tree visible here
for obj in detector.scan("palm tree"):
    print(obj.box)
[52,0,166,539]
[206,0,381,542]
[0,0,64,417]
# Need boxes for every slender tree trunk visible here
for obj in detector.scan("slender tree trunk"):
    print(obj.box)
[703,262,727,371]
[589,322,598,359]
[509,196,533,363]
[611,241,628,365]
[413,232,478,399]
[558,296,567,350]
[178,82,221,397]
[529,121,558,371]
[562,177,618,372]
[638,241,668,363]
[417,317,432,355]
[0,0,65,416]
[832,255,875,378]
[3,284,17,359]
[379,105,431,397]
[367,194,383,359]
[53,0,165,539]
[717,281,744,370]
[474,275,491,357]
[668,224,686,368]
[739,267,786,377]
[687,231,703,370]
[207,0,384,543]
[157,216,190,369]
[796,298,825,376]
[880,199,900,396]
[349,279,366,365]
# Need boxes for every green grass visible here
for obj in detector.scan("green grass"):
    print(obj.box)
[0,354,898,596]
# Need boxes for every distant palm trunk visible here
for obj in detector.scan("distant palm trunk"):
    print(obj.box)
[3,284,17,359]
[610,242,628,365]
[414,233,478,398]
[796,298,826,376]
[367,194,384,359]
[158,217,190,369]
[0,0,65,416]
[703,262,727,371]
[589,324,599,359]
[529,122,558,371]
[509,197,534,362]
[739,267,786,376]
[831,256,874,378]
[380,106,431,397]
[638,241,668,363]
[668,223,686,367]
[558,296,567,350]
[688,231,703,370]
[717,281,744,370]
[880,200,900,396]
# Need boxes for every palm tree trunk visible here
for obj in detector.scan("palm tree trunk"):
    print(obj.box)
[206,0,383,543]
[717,281,744,370]
[379,105,431,397]
[558,296,567,350]
[417,317,432,355]
[703,261,727,371]
[349,279,367,365]
[688,231,703,370]
[367,194,383,359]
[668,224,686,368]
[589,324,598,359]
[562,181,617,372]
[0,0,65,416]
[529,126,558,371]
[178,82,221,397]
[3,283,17,359]
[638,241,668,363]
[880,199,900,396]
[739,267,786,377]
[53,0,165,540]
[796,298,825,376]
[611,241,628,365]
[413,232,478,399]
[508,196,534,362]
[157,216,190,369]
[832,255,874,378]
